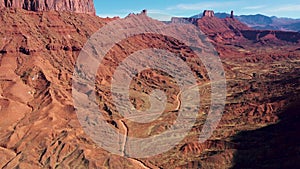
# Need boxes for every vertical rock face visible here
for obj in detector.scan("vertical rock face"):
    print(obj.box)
[230,10,234,18]
[203,10,214,17]
[0,0,95,15]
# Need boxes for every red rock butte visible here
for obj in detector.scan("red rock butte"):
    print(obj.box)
[0,0,95,15]
[203,10,215,17]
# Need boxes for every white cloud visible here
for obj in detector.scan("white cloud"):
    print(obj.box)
[167,2,235,11]
[242,5,265,10]
[146,9,173,20]
[272,4,300,12]
[97,13,121,18]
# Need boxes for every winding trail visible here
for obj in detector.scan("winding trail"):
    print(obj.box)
[119,120,128,157]
[118,80,228,169]
[174,81,215,111]
[119,120,151,169]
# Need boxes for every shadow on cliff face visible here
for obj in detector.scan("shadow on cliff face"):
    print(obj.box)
[231,100,300,169]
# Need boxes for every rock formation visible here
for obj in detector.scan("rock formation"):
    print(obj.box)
[172,10,300,45]
[203,10,214,17]
[0,0,95,15]
[142,9,147,15]
[126,10,148,18]
[230,10,234,18]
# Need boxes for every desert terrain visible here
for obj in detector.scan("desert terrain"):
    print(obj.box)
[0,3,299,169]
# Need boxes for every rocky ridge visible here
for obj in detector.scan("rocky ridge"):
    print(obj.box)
[173,10,300,47]
[0,0,95,15]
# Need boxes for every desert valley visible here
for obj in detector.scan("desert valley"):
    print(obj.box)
[0,1,299,169]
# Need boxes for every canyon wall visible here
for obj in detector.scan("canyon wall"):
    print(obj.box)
[203,10,214,17]
[0,0,95,15]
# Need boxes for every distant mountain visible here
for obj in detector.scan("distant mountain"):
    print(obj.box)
[191,12,300,32]
[176,13,300,45]
[237,14,273,25]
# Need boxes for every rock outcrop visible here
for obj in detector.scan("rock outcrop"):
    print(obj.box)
[241,30,300,43]
[172,10,251,43]
[0,0,95,15]
[203,10,214,17]
[172,10,300,45]
[230,10,234,18]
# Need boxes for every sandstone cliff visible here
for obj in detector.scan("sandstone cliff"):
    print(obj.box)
[172,10,300,45]
[203,10,214,17]
[0,0,95,15]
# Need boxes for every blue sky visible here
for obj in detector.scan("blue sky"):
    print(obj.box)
[95,0,300,20]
